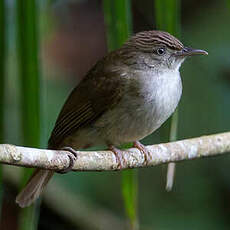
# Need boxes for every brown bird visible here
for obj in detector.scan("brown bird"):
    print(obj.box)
[16,30,208,207]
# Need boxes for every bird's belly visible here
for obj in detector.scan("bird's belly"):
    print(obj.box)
[95,74,182,145]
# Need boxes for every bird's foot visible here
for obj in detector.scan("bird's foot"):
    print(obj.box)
[133,141,151,165]
[109,145,125,170]
[58,147,78,174]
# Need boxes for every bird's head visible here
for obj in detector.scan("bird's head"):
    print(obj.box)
[121,30,208,72]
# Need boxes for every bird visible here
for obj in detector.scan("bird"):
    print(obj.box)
[16,30,208,207]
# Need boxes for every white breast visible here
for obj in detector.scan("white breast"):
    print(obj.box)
[147,70,182,129]
[94,70,182,145]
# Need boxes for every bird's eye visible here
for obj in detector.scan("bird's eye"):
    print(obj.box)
[156,47,166,55]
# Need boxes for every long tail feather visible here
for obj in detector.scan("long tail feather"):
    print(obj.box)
[16,169,54,208]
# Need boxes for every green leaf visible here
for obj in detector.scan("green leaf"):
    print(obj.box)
[154,0,181,36]
[122,170,138,229]
[227,0,230,11]
[0,0,6,219]
[16,0,41,229]
[103,0,132,51]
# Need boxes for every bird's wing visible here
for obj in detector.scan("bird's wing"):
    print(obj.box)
[48,58,127,148]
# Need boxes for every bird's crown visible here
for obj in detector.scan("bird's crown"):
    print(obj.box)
[125,30,184,51]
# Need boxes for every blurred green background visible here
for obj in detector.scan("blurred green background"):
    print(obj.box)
[1,0,230,229]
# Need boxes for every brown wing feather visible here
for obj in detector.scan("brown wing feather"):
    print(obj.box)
[48,54,127,149]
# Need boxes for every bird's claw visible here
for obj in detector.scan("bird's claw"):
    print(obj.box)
[58,147,78,174]
[109,146,125,170]
[133,141,151,165]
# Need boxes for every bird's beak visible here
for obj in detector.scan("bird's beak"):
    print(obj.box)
[175,47,208,57]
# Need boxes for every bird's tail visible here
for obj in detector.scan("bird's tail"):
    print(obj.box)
[16,169,54,208]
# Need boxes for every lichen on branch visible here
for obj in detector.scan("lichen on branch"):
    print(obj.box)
[0,132,230,171]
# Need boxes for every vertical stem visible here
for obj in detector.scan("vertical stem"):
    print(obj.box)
[121,169,138,230]
[0,0,6,219]
[166,108,179,190]
[16,0,41,229]
[154,0,181,190]
[0,0,6,142]
[103,1,138,229]
[17,0,40,147]
[227,0,230,11]
[155,0,181,37]
[103,0,132,51]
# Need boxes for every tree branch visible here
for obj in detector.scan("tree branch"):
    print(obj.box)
[0,132,230,171]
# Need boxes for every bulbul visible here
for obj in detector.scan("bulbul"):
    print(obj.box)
[16,30,208,207]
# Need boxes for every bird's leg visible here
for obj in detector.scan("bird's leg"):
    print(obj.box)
[58,146,78,174]
[133,141,151,165]
[109,145,125,170]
